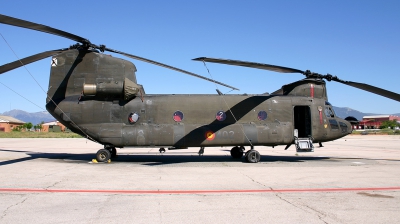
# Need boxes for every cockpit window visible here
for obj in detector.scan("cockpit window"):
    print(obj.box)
[329,119,339,129]
[325,101,332,106]
[325,106,335,118]
[339,122,348,133]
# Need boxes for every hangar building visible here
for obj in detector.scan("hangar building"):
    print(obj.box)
[354,115,400,129]
[0,115,25,132]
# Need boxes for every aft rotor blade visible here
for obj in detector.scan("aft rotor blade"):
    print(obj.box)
[0,14,237,90]
[107,48,239,90]
[0,48,69,74]
[0,14,89,44]
[334,79,400,102]
[193,57,304,74]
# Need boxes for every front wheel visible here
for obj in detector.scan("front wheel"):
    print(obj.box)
[230,146,244,158]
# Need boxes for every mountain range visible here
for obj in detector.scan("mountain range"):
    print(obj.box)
[1,107,399,125]
[1,110,54,125]
[332,107,394,120]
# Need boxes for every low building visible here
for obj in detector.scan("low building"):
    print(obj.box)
[0,115,25,132]
[42,121,66,132]
[354,115,400,129]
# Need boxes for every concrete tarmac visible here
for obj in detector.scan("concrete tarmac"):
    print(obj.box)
[0,135,400,223]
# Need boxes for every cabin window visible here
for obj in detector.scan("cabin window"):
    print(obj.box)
[128,112,140,124]
[257,111,268,121]
[216,111,226,121]
[173,111,184,122]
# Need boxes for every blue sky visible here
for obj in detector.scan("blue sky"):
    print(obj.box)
[1,1,399,114]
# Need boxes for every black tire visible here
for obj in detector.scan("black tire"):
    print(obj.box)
[230,146,244,158]
[96,149,111,162]
[246,150,260,163]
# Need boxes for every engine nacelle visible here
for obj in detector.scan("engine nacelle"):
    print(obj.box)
[83,78,140,100]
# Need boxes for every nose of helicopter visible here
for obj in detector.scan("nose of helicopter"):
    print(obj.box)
[346,120,353,134]
[341,119,353,135]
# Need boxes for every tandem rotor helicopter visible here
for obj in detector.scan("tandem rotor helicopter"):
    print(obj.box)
[1,14,399,163]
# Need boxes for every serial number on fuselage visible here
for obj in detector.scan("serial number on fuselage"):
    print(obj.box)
[216,130,235,139]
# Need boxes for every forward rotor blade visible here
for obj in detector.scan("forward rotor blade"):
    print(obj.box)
[334,79,400,102]
[0,14,88,44]
[0,48,69,74]
[193,57,400,102]
[193,57,304,74]
[107,48,239,90]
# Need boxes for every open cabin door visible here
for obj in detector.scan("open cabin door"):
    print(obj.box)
[293,106,314,152]
[294,106,312,138]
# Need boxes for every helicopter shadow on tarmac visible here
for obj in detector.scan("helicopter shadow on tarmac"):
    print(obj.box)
[0,148,94,166]
[0,148,333,166]
[117,154,333,166]
[2,148,399,167]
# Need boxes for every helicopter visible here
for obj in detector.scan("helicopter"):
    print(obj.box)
[1,14,399,163]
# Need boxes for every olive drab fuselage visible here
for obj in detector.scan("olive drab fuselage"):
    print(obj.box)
[46,49,352,148]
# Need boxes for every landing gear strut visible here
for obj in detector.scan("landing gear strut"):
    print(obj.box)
[198,147,204,156]
[110,147,117,158]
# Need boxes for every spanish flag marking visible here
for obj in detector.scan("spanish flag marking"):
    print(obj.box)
[205,131,215,141]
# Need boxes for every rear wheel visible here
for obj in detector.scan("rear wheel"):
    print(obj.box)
[96,149,111,162]
[246,150,260,163]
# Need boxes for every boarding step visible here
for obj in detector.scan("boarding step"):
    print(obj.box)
[293,129,314,152]
[295,137,314,152]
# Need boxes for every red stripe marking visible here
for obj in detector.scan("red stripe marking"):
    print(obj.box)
[319,111,323,124]
[1,187,400,194]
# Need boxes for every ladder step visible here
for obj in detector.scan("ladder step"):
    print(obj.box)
[295,137,314,152]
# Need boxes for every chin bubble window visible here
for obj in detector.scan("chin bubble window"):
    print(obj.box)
[216,111,226,121]
[257,111,267,121]
[173,111,184,122]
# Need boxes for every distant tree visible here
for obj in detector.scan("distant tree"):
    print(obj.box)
[380,120,399,129]
[23,122,33,131]
[34,122,43,132]
[13,125,22,131]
